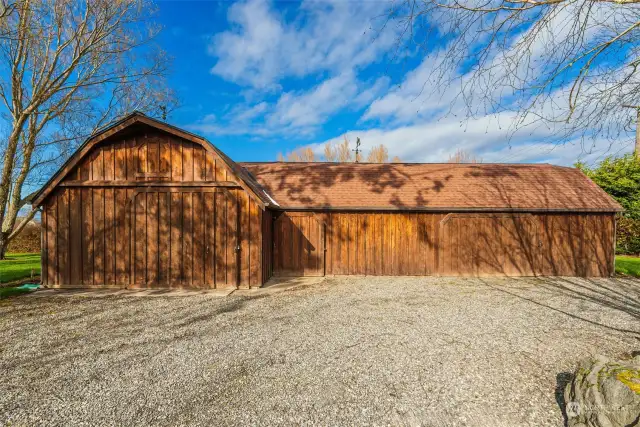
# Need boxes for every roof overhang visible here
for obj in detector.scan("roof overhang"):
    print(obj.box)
[267,206,622,213]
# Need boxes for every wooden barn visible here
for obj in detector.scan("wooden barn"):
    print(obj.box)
[33,112,622,289]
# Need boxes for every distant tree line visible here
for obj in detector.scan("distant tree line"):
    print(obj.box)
[277,141,485,164]
[447,149,482,164]
[277,136,401,163]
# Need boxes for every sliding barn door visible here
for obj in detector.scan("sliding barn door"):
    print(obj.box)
[274,212,325,277]
[131,189,239,288]
[438,213,540,276]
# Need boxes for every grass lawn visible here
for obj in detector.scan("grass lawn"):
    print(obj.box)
[0,253,41,284]
[614,255,640,277]
[0,286,33,299]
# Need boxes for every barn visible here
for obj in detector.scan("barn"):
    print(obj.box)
[33,112,622,289]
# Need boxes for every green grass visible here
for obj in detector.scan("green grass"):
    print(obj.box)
[0,286,32,299]
[615,255,640,277]
[0,253,638,284]
[0,253,41,284]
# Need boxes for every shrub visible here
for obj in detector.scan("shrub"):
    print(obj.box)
[577,155,640,255]
[615,217,640,255]
[6,220,40,253]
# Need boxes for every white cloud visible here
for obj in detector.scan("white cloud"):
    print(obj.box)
[209,0,395,88]
[363,2,633,128]
[308,112,633,166]
[196,0,634,165]
[268,73,357,128]
[233,101,269,122]
[191,71,391,137]
[363,49,455,123]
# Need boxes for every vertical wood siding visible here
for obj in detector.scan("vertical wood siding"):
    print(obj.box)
[42,129,263,289]
[323,212,443,276]
[63,130,238,183]
[262,209,274,283]
[43,187,263,288]
[275,211,615,278]
[273,212,324,277]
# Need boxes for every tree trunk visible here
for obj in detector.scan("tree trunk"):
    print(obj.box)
[0,231,8,260]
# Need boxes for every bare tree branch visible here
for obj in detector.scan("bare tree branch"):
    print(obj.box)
[383,0,640,148]
[0,0,177,258]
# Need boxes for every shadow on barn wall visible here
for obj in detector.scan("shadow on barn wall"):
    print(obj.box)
[40,121,618,289]
[274,169,613,277]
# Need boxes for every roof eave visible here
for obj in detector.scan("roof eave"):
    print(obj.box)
[267,206,622,213]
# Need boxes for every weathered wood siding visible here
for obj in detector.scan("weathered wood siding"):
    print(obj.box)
[279,211,614,277]
[262,209,274,283]
[274,212,324,277]
[63,128,238,183]
[41,129,264,289]
[322,212,443,276]
[439,213,614,277]
[536,214,615,277]
[439,213,539,276]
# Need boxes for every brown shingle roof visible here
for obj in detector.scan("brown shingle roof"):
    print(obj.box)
[239,162,622,212]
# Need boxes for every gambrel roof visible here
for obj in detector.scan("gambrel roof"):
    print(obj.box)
[33,112,271,208]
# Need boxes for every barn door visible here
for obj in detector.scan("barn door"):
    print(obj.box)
[131,188,239,289]
[438,213,540,276]
[274,212,325,277]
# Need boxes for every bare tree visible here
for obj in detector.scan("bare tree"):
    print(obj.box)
[0,2,17,37]
[281,147,315,162]
[320,137,353,162]
[286,151,303,162]
[447,149,482,163]
[300,147,315,162]
[279,139,400,163]
[0,0,175,258]
[367,144,389,163]
[336,136,353,162]
[384,0,640,147]
[324,142,337,162]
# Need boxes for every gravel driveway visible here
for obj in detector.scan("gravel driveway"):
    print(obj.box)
[1,276,638,426]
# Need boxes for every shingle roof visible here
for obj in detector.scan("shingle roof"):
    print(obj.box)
[239,162,622,212]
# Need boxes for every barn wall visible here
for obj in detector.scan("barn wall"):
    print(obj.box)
[536,214,615,277]
[41,129,264,289]
[273,212,325,277]
[439,213,615,277]
[262,209,274,283]
[64,129,238,183]
[321,212,444,276]
[308,211,614,277]
[42,187,263,289]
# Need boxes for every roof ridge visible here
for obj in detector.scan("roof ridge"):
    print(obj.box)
[240,161,565,167]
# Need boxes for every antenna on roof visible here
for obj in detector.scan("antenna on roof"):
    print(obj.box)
[352,137,361,163]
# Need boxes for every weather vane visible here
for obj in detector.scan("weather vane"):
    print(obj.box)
[352,137,361,163]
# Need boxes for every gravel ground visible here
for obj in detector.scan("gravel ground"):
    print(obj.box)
[0,276,638,427]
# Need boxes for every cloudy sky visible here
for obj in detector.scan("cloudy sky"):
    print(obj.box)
[157,0,634,165]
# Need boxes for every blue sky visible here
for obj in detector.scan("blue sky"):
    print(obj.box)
[155,0,634,165]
